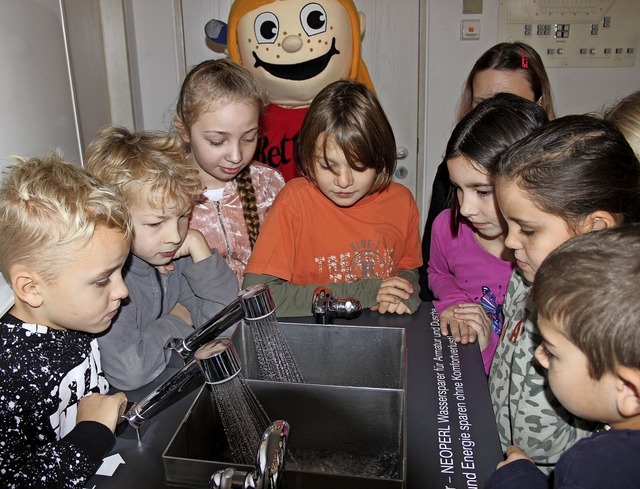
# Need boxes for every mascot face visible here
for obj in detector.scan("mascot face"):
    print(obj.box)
[234,0,359,107]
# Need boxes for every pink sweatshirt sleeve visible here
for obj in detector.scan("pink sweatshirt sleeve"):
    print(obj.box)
[428,211,470,314]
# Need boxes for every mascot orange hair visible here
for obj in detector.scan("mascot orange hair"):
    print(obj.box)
[208,0,375,181]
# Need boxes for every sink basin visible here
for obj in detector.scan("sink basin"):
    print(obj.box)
[163,321,406,488]
[233,321,405,389]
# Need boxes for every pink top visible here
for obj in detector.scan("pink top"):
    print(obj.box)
[428,209,514,373]
[190,162,285,284]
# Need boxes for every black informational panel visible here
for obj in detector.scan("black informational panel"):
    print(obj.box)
[88,303,502,489]
[417,307,503,488]
[342,305,503,489]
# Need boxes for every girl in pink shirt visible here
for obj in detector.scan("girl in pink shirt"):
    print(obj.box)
[427,93,548,373]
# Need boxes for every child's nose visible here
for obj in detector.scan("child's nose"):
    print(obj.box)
[335,169,354,188]
[504,228,520,250]
[459,194,477,217]
[112,274,129,301]
[165,224,183,244]
[226,142,242,164]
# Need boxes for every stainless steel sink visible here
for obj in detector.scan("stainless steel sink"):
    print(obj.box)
[162,321,406,488]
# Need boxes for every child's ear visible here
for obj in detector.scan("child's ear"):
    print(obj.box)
[579,210,618,233]
[174,116,190,144]
[615,366,640,418]
[10,267,44,308]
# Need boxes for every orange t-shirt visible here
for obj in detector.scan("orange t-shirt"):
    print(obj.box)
[245,178,422,284]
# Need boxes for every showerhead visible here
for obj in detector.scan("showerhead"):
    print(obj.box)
[195,338,241,385]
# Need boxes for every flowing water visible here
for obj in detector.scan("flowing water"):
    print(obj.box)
[209,374,272,466]
[247,312,304,383]
[208,312,303,466]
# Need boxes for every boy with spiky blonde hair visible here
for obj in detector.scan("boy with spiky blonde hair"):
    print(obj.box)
[0,153,131,487]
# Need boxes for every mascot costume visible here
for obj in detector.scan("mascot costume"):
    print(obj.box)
[207,0,375,181]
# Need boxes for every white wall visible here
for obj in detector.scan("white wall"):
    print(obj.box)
[0,0,114,315]
[0,1,81,171]
[422,0,640,214]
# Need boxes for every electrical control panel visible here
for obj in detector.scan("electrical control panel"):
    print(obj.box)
[498,0,640,67]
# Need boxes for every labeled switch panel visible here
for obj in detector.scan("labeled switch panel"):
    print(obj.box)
[498,0,639,67]
[461,20,481,40]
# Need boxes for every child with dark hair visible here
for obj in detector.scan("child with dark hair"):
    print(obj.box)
[243,80,422,316]
[420,41,556,301]
[486,225,640,488]
[428,93,549,373]
[489,114,640,472]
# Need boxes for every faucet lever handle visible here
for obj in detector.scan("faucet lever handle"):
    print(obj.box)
[210,420,290,489]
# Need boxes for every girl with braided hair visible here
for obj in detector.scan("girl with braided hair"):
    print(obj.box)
[175,58,285,284]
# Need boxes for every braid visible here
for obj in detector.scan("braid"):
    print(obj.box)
[236,166,261,249]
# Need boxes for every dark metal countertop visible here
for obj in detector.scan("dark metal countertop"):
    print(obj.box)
[88,303,502,488]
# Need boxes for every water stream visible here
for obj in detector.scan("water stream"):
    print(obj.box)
[209,374,272,465]
[246,312,304,383]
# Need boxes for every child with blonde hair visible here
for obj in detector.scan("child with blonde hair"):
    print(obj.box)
[243,80,422,316]
[0,153,130,487]
[605,89,640,159]
[486,225,640,488]
[86,126,238,390]
[174,58,285,284]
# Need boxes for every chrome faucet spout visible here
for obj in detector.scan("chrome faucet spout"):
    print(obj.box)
[123,358,201,430]
[167,284,274,361]
[210,420,290,489]
[170,300,244,361]
[124,338,242,431]
[126,285,277,433]
[312,286,362,324]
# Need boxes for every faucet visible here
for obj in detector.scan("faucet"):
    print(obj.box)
[209,420,289,489]
[166,284,274,361]
[312,286,362,324]
[123,336,242,430]
[124,285,275,431]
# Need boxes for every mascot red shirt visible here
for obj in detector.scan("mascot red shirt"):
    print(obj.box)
[226,0,375,181]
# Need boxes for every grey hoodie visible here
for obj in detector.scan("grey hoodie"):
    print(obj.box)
[98,251,238,390]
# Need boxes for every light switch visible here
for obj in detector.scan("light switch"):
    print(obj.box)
[461,20,481,40]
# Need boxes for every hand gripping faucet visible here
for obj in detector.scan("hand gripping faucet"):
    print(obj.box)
[312,286,363,324]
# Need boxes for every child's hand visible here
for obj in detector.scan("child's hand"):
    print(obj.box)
[372,276,413,314]
[452,303,492,350]
[440,305,476,344]
[77,392,128,433]
[173,228,212,264]
[497,445,534,469]
[372,300,411,315]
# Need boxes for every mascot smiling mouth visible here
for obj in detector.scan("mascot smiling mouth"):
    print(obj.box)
[252,38,340,81]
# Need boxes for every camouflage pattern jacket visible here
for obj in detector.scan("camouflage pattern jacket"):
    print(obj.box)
[488,269,595,473]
